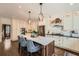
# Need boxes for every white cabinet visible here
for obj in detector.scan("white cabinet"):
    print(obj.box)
[54,36,63,46]
[63,16,72,30]
[73,16,79,30]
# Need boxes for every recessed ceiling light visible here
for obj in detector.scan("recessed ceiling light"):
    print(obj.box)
[18,6,22,8]
[77,11,79,13]
[70,3,74,6]
[61,16,64,18]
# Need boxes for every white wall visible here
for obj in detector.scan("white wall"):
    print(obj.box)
[11,18,28,41]
[0,17,28,41]
[0,18,11,24]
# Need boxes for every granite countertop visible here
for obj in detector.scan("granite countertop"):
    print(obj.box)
[46,33,79,38]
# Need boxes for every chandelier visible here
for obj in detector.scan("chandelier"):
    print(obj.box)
[28,10,31,24]
[38,3,44,21]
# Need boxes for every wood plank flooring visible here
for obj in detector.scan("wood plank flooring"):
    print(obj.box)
[0,41,19,56]
[0,41,65,56]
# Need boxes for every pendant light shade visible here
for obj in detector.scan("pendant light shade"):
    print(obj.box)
[38,3,44,21]
[28,11,31,24]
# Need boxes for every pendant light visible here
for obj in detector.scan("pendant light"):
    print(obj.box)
[38,3,44,21]
[28,11,31,24]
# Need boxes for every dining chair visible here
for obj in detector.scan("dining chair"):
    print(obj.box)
[26,40,41,56]
[18,35,27,55]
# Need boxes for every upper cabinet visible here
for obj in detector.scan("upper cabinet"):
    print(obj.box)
[63,11,79,31]
[63,15,72,30]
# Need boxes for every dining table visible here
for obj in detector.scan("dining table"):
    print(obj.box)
[23,35,55,56]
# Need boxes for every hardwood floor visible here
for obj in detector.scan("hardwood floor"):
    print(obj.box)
[0,41,65,56]
[0,41,42,56]
[0,41,19,56]
[54,47,65,56]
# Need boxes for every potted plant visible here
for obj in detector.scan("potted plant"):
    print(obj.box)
[31,30,38,37]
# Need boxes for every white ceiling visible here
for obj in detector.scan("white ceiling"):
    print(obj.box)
[0,3,79,20]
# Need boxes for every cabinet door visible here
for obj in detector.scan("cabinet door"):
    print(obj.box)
[38,26,45,36]
[63,16,72,30]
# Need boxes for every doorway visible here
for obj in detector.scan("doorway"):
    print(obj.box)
[2,24,11,41]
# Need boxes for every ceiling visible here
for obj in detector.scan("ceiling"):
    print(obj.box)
[0,3,79,20]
